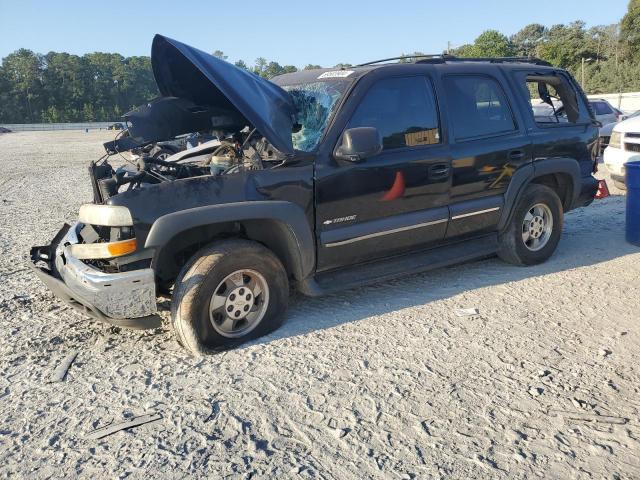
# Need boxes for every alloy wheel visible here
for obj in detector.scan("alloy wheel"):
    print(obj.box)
[208,269,269,338]
[522,203,553,252]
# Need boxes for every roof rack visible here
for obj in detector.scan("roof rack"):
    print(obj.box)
[356,54,448,66]
[356,55,552,67]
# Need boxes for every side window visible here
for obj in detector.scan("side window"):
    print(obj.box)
[443,75,516,140]
[524,74,582,125]
[591,102,612,115]
[348,76,440,150]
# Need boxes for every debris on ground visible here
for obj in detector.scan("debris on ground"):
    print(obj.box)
[86,413,163,440]
[454,307,480,317]
[50,351,78,383]
[528,386,544,397]
[550,410,629,425]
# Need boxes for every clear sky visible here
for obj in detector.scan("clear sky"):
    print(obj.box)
[0,0,629,67]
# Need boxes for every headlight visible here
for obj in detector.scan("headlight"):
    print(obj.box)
[69,238,137,260]
[78,204,133,226]
[609,131,622,149]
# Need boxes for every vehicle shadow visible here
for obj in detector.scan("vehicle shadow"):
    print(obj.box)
[246,196,637,348]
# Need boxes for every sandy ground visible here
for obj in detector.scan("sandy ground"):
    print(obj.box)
[0,130,639,479]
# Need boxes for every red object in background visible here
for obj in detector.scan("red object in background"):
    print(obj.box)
[595,179,610,199]
[381,171,406,201]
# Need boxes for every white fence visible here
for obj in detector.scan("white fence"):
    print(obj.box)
[0,122,119,132]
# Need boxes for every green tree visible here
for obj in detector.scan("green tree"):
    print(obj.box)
[1,49,45,122]
[473,30,513,57]
[212,50,228,60]
[304,64,322,70]
[621,0,640,60]
[511,24,546,56]
[398,51,426,63]
[252,57,268,76]
[452,30,513,57]
[451,44,475,57]
[536,22,594,68]
[234,59,248,69]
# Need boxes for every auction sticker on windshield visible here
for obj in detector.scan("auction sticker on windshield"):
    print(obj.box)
[318,70,354,79]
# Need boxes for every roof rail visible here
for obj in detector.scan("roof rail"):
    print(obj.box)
[356,54,449,67]
[356,55,552,67]
[431,56,552,66]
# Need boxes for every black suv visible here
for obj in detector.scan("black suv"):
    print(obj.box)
[30,35,600,354]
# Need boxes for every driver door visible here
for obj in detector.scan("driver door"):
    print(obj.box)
[314,73,452,272]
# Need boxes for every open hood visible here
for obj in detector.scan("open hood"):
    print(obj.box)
[150,34,296,154]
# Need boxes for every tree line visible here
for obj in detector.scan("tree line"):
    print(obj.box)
[1,0,639,123]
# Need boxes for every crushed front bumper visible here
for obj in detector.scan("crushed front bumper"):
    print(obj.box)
[29,223,161,329]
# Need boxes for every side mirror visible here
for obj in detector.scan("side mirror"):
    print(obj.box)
[334,127,383,163]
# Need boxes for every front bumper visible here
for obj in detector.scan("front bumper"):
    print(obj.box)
[29,223,161,329]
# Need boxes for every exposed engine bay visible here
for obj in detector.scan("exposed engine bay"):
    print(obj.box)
[91,126,285,203]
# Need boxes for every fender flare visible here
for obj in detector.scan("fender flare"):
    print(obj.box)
[145,201,315,280]
[498,158,581,231]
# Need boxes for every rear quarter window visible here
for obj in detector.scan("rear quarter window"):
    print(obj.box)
[519,71,588,126]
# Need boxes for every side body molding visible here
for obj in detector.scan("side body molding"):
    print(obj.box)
[498,157,582,231]
[145,201,315,280]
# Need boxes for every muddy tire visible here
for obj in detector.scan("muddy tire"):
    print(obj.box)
[498,184,563,266]
[171,240,289,355]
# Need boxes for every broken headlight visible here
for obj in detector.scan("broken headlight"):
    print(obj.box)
[78,204,133,227]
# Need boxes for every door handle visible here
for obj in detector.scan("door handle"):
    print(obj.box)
[429,164,450,178]
[508,150,525,161]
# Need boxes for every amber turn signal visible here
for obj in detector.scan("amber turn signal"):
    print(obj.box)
[69,238,137,260]
[106,238,137,257]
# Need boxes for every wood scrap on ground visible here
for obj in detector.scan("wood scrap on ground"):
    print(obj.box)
[50,352,78,383]
[86,413,163,440]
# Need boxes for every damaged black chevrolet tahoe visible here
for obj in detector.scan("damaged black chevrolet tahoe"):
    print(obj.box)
[30,35,601,354]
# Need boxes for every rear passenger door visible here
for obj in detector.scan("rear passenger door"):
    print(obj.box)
[441,72,531,239]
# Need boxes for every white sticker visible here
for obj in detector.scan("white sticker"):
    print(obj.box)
[318,70,354,79]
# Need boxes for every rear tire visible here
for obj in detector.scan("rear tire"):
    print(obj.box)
[498,184,563,266]
[171,240,289,355]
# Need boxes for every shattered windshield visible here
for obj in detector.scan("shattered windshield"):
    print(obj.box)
[281,80,351,152]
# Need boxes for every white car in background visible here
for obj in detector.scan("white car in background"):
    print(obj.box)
[603,115,640,189]
[532,99,622,127]
[589,99,623,126]
[599,110,640,155]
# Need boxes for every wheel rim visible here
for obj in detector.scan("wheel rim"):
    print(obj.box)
[208,269,269,338]
[522,203,553,252]
[155,152,170,161]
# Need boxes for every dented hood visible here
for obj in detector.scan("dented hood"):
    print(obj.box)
[151,34,295,154]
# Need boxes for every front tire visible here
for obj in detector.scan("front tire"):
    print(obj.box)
[171,240,289,355]
[498,184,563,266]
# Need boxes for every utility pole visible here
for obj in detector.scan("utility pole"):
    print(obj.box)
[581,57,594,92]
